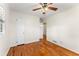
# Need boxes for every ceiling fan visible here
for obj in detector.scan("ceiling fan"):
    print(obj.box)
[32,3,58,14]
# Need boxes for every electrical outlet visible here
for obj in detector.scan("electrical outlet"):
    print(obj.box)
[53,40,57,43]
[53,39,63,44]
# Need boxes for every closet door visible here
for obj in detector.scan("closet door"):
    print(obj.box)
[16,19,24,45]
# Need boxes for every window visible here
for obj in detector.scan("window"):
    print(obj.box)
[0,16,4,32]
[0,6,4,33]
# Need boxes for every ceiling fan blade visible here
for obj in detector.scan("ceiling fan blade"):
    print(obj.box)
[48,7,58,11]
[32,8,41,11]
[40,3,44,6]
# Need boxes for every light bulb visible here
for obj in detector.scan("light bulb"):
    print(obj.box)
[45,7,48,11]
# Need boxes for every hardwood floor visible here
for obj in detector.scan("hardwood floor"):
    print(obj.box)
[7,40,79,56]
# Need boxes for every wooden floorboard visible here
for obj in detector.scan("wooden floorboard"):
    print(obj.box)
[7,41,79,56]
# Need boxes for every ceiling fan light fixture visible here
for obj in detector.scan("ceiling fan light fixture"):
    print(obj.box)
[32,3,58,14]
[41,8,45,14]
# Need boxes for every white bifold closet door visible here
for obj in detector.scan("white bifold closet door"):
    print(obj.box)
[16,19,24,45]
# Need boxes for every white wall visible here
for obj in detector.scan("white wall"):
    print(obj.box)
[9,11,42,47]
[46,5,79,53]
[0,4,42,55]
[0,3,10,56]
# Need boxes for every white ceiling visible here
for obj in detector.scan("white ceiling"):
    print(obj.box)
[8,3,78,19]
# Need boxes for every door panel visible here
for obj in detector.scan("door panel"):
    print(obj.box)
[16,19,24,45]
